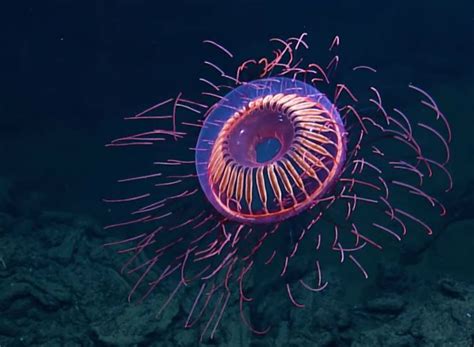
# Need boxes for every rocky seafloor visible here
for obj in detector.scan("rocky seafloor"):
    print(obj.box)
[0,176,473,347]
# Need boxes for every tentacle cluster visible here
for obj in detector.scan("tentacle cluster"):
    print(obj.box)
[104,33,451,340]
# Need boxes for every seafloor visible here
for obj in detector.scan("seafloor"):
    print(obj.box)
[0,179,473,346]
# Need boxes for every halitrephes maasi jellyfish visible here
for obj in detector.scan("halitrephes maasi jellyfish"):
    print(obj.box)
[104,33,452,341]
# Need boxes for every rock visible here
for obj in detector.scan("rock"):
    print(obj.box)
[365,296,405,315]
[0,277,72,312]
[91,291,180,346]
[438,278,466,300]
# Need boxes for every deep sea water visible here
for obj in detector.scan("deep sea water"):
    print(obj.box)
[0,0,473,346]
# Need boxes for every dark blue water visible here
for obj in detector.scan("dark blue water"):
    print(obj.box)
[0,0,473,346]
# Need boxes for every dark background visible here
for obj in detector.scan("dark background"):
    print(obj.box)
[1,0,473,216]
[0,1,473,345]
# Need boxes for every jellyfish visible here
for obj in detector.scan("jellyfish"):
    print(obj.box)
[104,33,452,341]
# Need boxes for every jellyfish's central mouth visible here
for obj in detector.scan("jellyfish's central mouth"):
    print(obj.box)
[227,109,294,167]
[255,137,281,163]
